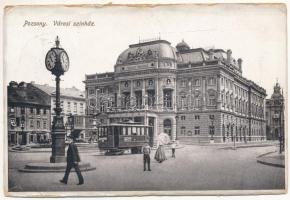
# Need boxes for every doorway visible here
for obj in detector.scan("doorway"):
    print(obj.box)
[163,119,172,138]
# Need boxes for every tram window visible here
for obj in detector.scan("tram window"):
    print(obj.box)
[107,127,111,135]
[128,127,131,135]
[132,127,137,135]
[140,127,144,135]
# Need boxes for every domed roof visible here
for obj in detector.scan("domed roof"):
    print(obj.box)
[116,40,177,65]
[176,39,190,52]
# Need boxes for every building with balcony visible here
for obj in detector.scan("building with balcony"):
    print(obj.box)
[7,81,51,145]
[265,82,284,140]
[84,39,267,144]
[31,82,87,140]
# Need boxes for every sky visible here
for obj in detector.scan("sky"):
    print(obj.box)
[4,4,287,97]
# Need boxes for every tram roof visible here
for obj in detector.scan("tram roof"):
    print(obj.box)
[99,123,151,127]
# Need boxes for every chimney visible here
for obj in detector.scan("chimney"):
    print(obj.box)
[208,50,214,60]
[226,49,232,64]
[237,58,243,70]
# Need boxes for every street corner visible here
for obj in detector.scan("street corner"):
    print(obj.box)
[257,151,285,168]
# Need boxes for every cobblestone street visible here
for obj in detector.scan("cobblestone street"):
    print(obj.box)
[8,144,285,192]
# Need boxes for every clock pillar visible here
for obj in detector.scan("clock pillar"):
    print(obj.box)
[45,36,69,163]
[50,74,66,163]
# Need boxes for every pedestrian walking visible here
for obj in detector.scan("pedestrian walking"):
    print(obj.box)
[142,143,151,171]
[60,135,84,185]
[171,140,176,158]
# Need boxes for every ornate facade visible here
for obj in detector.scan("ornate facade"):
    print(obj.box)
[84,39,267,144]
[265,82,284,140]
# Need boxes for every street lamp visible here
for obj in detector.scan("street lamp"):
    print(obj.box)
[45,36,69,163]
[175,115,179,141]
[20,115,26,145]
[209,115,215,143]
[233,124,236,150]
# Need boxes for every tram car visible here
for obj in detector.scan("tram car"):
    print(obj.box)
[97,122,153,154]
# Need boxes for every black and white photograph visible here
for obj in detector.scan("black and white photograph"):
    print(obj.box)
[2,2,287,197]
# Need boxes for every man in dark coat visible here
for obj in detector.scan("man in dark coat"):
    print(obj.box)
[60,135,84,185]
[142,143,151,171]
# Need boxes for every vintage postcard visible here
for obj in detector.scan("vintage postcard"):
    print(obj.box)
[2,2,287,197]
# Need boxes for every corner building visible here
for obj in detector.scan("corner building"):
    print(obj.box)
[84,39,267,145]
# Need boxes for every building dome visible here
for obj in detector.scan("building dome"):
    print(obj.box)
[116,40,177,65]
[176,39,190,52]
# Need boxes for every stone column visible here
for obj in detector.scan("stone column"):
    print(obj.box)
[172,117,177,141]
[156,77,159,110]
[216,75,222,109]
[117,82,121,108]
[142,79,146,108]
[130,80,135,106]
[173,78,177,111]
[202,77,206,110]
[188,79,192,110]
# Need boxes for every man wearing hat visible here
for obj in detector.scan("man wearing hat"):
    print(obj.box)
[60,134,84,185]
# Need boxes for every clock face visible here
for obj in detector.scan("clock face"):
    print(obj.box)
[60,51,69,72]
[45,50,57,71]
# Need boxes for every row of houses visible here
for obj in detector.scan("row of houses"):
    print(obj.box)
[7,81,86,146]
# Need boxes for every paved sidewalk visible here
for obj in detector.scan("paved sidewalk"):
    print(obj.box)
[257,151,285,168]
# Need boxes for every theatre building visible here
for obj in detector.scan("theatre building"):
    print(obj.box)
[84,39,267,144]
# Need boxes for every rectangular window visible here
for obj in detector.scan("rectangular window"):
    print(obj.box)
[181,116,186,120]
[89,88,95,95]
[36,108,40,115]
[208,77,216,85]
[194,79,200,86]
[163,90,172,108]
[37,120,40,129]
[43,120,47,129]
[67,102,71,113]
[195,115,200,120]
[195,98,200,107]
[74,102,77,113]
[30,107,34,114]
[10,107,15,113]
[181,80,187,87]
[194,126,200,135]
[21,107,25,114]
[16,118,20,126]
[80,103,84,114]
[181,127,186,135]
[43,109,47,115]
[30,120,34,128]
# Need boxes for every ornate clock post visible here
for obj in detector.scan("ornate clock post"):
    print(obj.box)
[45,36,69,163]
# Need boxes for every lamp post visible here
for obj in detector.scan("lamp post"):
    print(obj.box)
[279,110,283,154]
[45,36,69,163]
[233,124,236,150]
[20,115,26,145]
[209,115,215,143]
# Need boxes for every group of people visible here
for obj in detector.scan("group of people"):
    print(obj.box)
[142,140,177,171]
[59,133,177,185]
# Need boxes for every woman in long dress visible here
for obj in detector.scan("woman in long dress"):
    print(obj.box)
[154,133,169,163]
